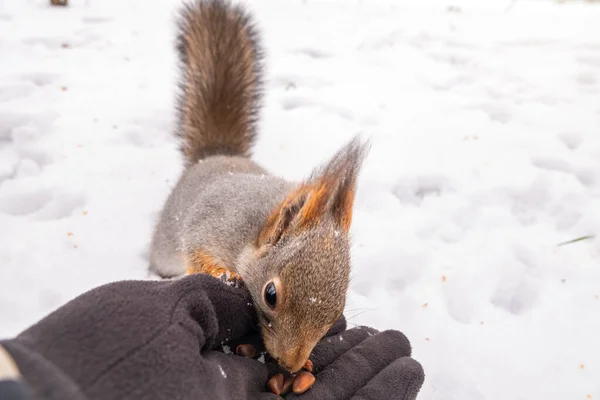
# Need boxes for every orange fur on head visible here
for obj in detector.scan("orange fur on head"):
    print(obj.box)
[186,248,241,281]
[337,187,354,232]
[258,175,356,246]
[258,137,367,247]
[297,182,331,225]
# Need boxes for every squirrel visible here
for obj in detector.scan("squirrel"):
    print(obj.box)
[149,0,369,374]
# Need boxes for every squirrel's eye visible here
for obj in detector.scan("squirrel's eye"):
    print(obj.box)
[264,282,277,309]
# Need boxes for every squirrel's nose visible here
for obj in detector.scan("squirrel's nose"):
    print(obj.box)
[278,347,311,373]
[279,360,303,374]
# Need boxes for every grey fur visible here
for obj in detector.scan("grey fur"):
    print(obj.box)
[149,156,294,277]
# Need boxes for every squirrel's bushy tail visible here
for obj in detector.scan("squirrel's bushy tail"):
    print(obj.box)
[175,0,263,165]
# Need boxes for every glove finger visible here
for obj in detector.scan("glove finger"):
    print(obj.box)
[309,326,378,374]
[350,357,425,400]
[203,351,282,399]
[324,315,347,337]
[286,330,412,400]
[84,324,276,400]
[171,274,256,350]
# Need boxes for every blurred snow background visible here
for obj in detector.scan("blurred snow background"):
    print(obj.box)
[1,0,599,399]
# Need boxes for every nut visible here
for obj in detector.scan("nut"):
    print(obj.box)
[292,371,316,394]
[303,359,313,372]
[235,344,256,358]
[281,374,294,395]
[267,373,284,395]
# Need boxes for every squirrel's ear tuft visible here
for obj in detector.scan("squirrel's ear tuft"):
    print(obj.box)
[315,136,369,232]
[257,136,369,246]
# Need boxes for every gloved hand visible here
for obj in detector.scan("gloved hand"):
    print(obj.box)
[288,324,424,399]
[1,274,279,400]
[229,316,424,400]
[0,274,424,400]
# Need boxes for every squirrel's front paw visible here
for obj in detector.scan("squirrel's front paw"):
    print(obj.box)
[220,273,245,289]
[186,260,244,288]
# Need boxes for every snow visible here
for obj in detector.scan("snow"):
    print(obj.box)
[218,364,227,378]
[257,353,266,364]
[222,345,233,355]
[0,0,599,399]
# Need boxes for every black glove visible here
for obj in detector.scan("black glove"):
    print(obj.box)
[1,274,424,400]
[290,324,424,399]
[1,274,279,400]
[228,316,424,400]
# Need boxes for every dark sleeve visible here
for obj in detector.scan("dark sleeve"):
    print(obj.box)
[0,380,31,400]
[0,342,88,400]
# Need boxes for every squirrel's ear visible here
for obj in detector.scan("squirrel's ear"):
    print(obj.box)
[258,188,310,247]
[258,136,369,246]
[315,136,369,232]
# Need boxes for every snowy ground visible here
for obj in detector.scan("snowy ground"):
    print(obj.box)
[1,0,599,398]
